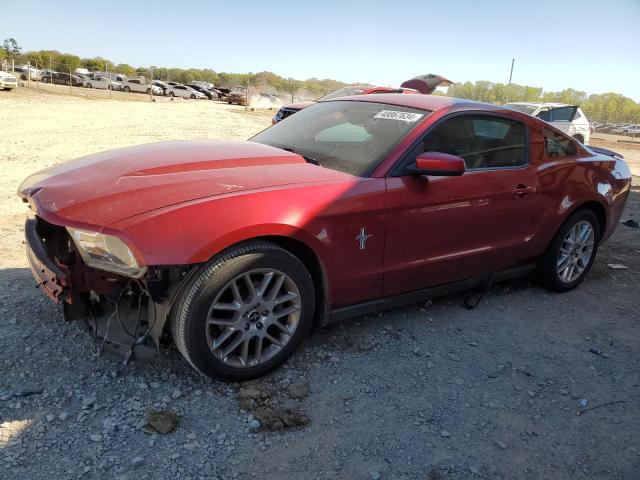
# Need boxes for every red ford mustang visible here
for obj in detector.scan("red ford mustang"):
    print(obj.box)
[19,94,631,380]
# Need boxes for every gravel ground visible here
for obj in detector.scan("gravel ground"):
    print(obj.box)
[1,88,639,480]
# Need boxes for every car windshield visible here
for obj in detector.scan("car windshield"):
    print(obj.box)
[318,86,368,101]
[504,103,539,115]
[251,100,429,176]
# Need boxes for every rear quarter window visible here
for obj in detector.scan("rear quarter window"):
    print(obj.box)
[544,128,577,157]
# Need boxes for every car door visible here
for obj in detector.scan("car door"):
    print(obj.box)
[383,113,545,296]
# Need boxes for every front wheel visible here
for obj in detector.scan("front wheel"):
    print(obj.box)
[124,86,130,92]
[86,83,92,89]
[190,94,195,99]
[169,91,175,97]
[170,241,315,381]
[537,209,600,292]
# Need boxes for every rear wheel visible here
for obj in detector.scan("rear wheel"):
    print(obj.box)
[171,241,315,381]
[169,91,175,97]
[87,83,92,89]
[537,209,600,292]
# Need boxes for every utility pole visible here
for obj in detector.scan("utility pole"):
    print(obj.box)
[290,77,295,102]
[506,58,515,103]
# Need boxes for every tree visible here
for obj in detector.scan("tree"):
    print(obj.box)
[56,54,81,73]
[115,63,136,76]
[2,38,21,57]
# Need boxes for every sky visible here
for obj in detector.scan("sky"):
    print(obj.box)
[2,0,640,100]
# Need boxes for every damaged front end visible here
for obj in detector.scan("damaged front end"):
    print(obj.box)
[25,217,194,361]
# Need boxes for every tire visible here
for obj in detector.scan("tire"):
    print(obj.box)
[170,241,315,381]
[124,86,130,92]
[537,209,600,292]
[87,83,92,89]
[169,91,175,97]
[190,94,195,99]
[65,80,70,86]
[42,77,49,83]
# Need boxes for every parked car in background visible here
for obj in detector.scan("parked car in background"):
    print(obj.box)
[504,102,592,144]
[191,81,215,90]
[13,66,41,81]
[18,94,631,380]
[41,71,83,86]
[152,80,170,95]
[188,84,216,99]
[75,73,91,86]
[122,79,162,95]
[212,88,229,101]
[226,86,253,105]
[166,84,206,99]
[85,74,121,90]
[0,71,18,90]
[272,73,453,124]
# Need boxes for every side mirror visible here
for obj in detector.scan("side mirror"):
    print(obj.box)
[407,152,466,177]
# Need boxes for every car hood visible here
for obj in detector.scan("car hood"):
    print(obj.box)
[18,140,346,228]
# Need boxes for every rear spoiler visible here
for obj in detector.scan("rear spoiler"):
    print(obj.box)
[589,146,624,160]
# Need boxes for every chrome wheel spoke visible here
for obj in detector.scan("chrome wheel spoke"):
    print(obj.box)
[212,301,241,311]
[256,272,275,297]
[275,291,298,305]
[243,274,257,301]
[271,320,291,334]
[254,337,263,364]
[240,338,250,366]
[213,327,236,349]
[274,304,300,319]
[208,317,236,327]
[220,334,244,358]
[230,281,243,304]
[265,333,285,347]
[267,275,285,301]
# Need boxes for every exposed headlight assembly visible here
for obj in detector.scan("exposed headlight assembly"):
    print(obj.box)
[67,228,146,278]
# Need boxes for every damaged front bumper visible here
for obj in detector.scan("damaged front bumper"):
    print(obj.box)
[25,217,194,360]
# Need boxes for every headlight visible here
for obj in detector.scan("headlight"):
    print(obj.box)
[67,228,146,278]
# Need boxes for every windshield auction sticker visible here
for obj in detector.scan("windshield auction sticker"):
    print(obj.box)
[374,110,424,123]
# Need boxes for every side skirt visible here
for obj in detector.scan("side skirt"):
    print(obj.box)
[328,264,536,324]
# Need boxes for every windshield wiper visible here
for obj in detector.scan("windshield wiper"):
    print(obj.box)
[279,147,319,166]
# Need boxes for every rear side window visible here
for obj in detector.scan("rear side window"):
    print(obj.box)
[544,128,577,157]
[549,106,577,122]
[420,115,527,169]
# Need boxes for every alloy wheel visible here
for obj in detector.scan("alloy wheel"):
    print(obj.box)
[556,220,595,283]
[205,268,302,368]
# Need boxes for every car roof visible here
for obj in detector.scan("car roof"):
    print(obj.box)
[323,93,499,113]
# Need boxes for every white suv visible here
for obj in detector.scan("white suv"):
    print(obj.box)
[122,79,162,95]
[504,102,592,144]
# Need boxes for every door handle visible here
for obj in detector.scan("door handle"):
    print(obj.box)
[512,184,536,198]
